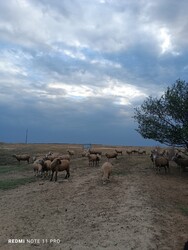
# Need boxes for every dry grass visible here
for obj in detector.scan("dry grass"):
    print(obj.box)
[0,143,187,250]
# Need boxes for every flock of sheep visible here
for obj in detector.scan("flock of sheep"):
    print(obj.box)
[150,148,188,173]
[12,149,117,184]
[12,146,188,184]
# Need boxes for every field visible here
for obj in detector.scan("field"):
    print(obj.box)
[0,143,187,250]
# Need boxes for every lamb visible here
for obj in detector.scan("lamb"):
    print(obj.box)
[12,154,30,164]
[50,158,70,182]
[101,162,112,184]
[105,152,118,160]
[115,149,123,155]
[172,153,188,172]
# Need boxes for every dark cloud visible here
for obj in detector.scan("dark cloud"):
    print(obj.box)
[0,0,188,145]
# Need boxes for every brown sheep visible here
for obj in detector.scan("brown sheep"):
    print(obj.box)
[101,162,112,184]
[154,157,170,173]
[45,152,60,161]
[126,150,132,156]
[105,152,118,160]
[152,151,170,173]
[12,154,30,164]
[50,158,70,182]
[87,154,100,167]
[59,154,71,161]
[33,159,44,176]
[115,149,123,155]
[67,150,75,156]
[42,160,52,176]
[172,153,188,173]
[89,149,102,155]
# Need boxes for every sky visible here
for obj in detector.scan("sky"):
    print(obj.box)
[0,0,188,146]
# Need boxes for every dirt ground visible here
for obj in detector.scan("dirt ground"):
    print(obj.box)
[0,144,187,250]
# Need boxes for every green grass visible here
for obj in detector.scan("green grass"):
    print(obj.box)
[0,165,30,175]
[0,177,36,190]
[178,205,188,216]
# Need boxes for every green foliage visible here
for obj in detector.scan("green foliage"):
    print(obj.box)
[134,80,188,148]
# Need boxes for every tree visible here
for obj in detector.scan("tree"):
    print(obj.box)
[134,79,188,148]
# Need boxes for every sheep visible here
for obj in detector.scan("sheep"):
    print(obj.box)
[81,150,88,157]
[105,152,118,160]
[89,149,102,155]
[33,159,44,176]
[138,150,146,155]
[45,152,60,161]
[87,154,100,167]
[50,158,70,182]
[172,153,188,173]
[152,151,170,173]
[67,150,75,156]
[115,149,123,155]
[42,160,52,177]
[126,150,132,156]
[131,149,139,154]
[12,154,30,164]
[59,154,71,161]
[101,162,112,184]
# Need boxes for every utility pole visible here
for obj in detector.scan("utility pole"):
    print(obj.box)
[25,128,28,144]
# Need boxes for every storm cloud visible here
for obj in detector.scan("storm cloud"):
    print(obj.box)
[0,0,187,145]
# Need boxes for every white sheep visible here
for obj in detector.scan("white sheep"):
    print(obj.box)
[101,162,112,184]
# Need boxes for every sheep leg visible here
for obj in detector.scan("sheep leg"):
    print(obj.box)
[50,171,54,181]
[164,166,167,173]
[54,172,57,182]
[65,170,70,179]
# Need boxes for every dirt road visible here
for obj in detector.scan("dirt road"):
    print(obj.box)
[0,151,187,250]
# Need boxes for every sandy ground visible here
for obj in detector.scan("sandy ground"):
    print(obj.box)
[0,150,188,250]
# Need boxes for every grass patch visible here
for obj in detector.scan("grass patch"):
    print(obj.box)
[0,165,30,175]
[0,177,36,190]
[178,205,188,216]
[113,167,129,176]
